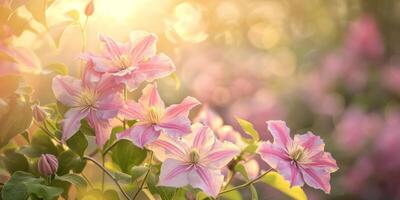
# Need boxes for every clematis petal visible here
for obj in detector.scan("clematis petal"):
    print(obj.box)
[186,123,216,153]
[87,112,112,147]
[306,152,338,172]
[95,73,123,96]
[164,96,200,120]
[148,134,188,162]
[294,132,324,157]
[258,141,290,169]
[119,100,146,120]
[188,167,224,197]
[52,75,82,107]
[158,116,192,137]
[201,140,240,168]
[276,161,304,188]
[123,71,146,91]
[300,167,331,193]
[267,120,293,149]
[99,34,124,59]
[129,32,157,62]
[61,108,88,142]
[82,53,119,73]
[158,159,191,188]
[116,124,160,148]
[96,93,123,120]
[137,53,175,81]
[138,82,165,108]
[193,104,224,130]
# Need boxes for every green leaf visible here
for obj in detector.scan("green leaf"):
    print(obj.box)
[0,96,33,148]
[130,166,149,181]
[56,174,87,190]
[236,117,259,141]
[1,150,29,174]
[57,150,86,175]
[261,171,308,200]
[234,163,249,181]
[219,189,242,200]
[66,131,88,156]
[146,172,176,200]
[25,0,47,27]
[103,189,120,200]
[26,183,63,200]
[110,140,147,173]
[249,185,258,200]
[44,63,69,75]
[1,171,41,200]
[28,129,58,157]
[80,120,95,136]
[56,101,68,116]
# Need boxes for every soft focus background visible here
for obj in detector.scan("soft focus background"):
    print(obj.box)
[3,0,400,199]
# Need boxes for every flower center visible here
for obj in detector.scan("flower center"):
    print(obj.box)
[147,106,162,124]
[188,149,200,164]
[80,89,97,108]
[116,54,132,69]
[288,144,308,163]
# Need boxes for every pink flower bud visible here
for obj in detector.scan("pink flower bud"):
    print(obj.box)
[32,104,48,122]
[38,154,58,176]
[85,0,94,17]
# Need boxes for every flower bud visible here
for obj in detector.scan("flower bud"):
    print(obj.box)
[38,154,58,176]
[32,104,48,122]
[85,0,94,17]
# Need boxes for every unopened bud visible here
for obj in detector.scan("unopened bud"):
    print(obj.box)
[32,104,48,122]
[85,0,94,16]
[38,154,58,176]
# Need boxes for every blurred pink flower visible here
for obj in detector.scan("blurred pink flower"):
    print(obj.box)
[0,45,41,76]
[343,156,373,193]
[345,15,384,60]
[334,107,382,153]
[381,65,400,94]
[117,83,199,148]
[193,104,223,131]
[84,32,175,91]
[148,123,240,197]
[52,72,123,147]
[258,120,338,193]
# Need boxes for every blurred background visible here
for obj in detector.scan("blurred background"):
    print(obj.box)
[2,0,400,199]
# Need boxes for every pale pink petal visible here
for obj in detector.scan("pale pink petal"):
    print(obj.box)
[294,132,324,157]
[95,73,123,96]
[82,53,119,73]
[158,116,191,137]
[61,108,88,142]
[123,71,146,91]
[202,140,240,168]
[129,33,157,62]
[0,45,41,74]
[87,112,112,147]
[267,120,292,149]
[116,124,160,148]
[81,60,102,85]
[300,167,331,193]
[99,34,124,59]
[187,123,216,153]
[193,104,224,130]
[52,75,82,107]
[137,53,175,81]
[164,96,200,120]
[276,161,304,187]
[258,141,290,169]
[119,100,146,120]
[305,152,338,172]
[188,167,224,197]
[148,134,188,162]
[138,82,165,108]
[158,159,191,188]
[96,93,123,120]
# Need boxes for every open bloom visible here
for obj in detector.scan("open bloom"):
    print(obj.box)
[117,83,199,148]
[148,123,240,197]
[52,73,123,147]
[84,32,175,91]
[258,120,338,193]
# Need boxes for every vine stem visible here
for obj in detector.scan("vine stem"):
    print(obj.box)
[132,151,153,200]
[102,141,119,157]
[218,168,274,196]
[83,156,132,200]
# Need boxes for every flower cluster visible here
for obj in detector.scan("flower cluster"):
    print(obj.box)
[49,32,338,197]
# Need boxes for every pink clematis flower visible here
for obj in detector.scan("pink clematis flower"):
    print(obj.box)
[84,32,175,91]
[52,72,123,147]
[148,123,240,197]
[117,82,200,148]
[258,120,338,193]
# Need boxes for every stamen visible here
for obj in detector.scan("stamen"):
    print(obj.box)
[189,149,200,164]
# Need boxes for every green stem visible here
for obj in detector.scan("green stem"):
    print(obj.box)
[101,155,105,193]
[132,151,153,200]
[83,156,132,200]
[218,168,273,196]
[81,172,94,189]
[102,141,119,157]
[222,170,236,190]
